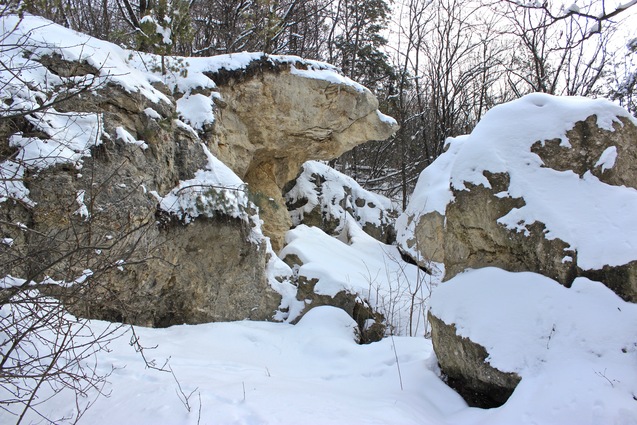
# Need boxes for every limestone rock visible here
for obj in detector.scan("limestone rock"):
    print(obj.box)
[396,93,637,407]
[0,17,397,329]
[206,58,399,250]
[0,87,280,326]
[281,256,386,344]
[428,313,521,407]
[531,115,637,189]
[396,94,637,302]
[290,274,385,344]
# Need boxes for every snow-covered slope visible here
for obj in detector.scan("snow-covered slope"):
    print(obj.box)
[4,305,466,425]
[6,268,635,425]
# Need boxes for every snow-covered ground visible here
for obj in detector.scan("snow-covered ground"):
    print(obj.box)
[1,14,636,425]
[17,307,464,425]
[6,265,636,425]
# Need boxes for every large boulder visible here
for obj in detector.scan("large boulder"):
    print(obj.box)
[396,93,637,302]
[428,267,637,416]
[396,93,637,406]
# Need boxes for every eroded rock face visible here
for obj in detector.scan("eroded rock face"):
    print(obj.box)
[532,115,637,189]
[207,59,398,250]
[442,173,578,286]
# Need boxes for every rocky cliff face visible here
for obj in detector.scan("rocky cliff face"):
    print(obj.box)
[0,16,397,327]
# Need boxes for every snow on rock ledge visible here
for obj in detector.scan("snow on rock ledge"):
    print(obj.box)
[396,93,637,302]
[279,219,429,340]
[285,161,398,243]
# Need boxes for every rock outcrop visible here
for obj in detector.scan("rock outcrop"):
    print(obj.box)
[0,16,397,327]
[396,94,637,406]
[428,313,521,407]
[1,74,280,326]
[206,58,398,251]
[397,94,637,302]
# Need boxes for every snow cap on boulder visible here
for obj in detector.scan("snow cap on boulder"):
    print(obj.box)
[396,93,637,302]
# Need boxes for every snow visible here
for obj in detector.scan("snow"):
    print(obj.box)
[1,13,635,425]
[7,267,634,425]
[1,305,467,425]
[140,15,172,45]
[115,126,148,150]
[0,160,32,206]
[397,93,637,270]
[176,93,215,130]
[142,51,369,99]
[430,267,637,425]
[290,63,367,92]
[73,190,89,219]
[143,107,162,119]
[155,142,257,229]
[285,161,396,234]
[265,238,305,322]
[377,110,399,127]
[9,112,102,168]
[280,219,439,337]
[0,15,170,107]
[0,270,93,289]
[595,145,618,171]
[177,52,367,93]
[0,110,102,206]
[0,275,27,289]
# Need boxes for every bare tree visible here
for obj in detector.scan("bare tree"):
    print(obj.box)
[501,0,637,36]
[609,37,637,114]
[496,0,613,97]
[189,0,333,57]
[355,0,510,206]
[0,11,161,423]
